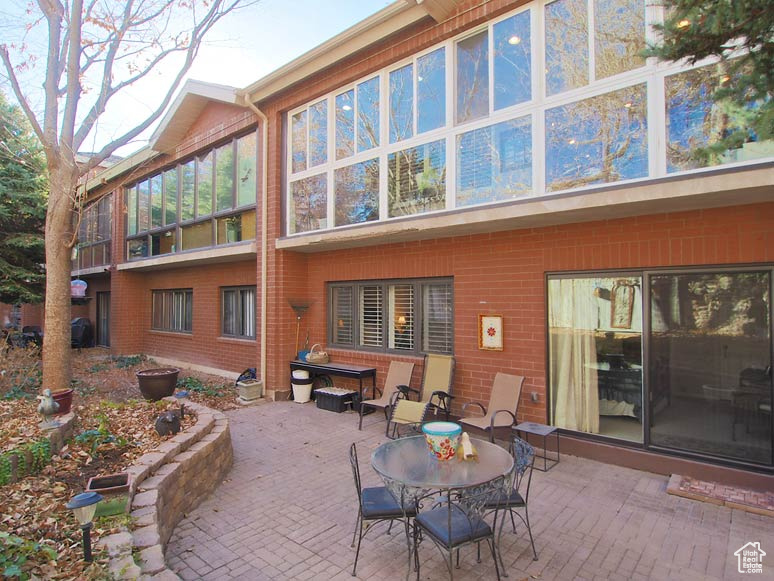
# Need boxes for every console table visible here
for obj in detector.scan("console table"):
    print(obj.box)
[289,360,377,398]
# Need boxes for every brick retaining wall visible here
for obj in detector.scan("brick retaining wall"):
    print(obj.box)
[100,399,233,579]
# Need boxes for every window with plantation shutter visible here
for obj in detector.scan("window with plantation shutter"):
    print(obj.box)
[389,284,414,350]
[221,286,255,339]
[151,289,193,333]
[360,285,383,347]
[332,286,354,345]
[423,282,453,354]
[328,278,453,355]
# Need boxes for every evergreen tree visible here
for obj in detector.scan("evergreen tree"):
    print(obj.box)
[649,0,774,157]
[0,91,46,305]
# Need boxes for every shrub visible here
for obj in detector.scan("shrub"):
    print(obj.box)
[0,345,41,400]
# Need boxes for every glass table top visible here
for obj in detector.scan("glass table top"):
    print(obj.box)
[371,435,513,489]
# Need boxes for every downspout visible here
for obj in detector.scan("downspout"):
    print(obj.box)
[240,93,269,393]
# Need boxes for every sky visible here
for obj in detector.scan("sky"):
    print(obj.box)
[0,0,391,156]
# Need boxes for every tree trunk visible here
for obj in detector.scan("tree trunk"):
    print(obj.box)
[42,166,78,393]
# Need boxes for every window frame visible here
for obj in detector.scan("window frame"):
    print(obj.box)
[74,193,112,270]
[151,289,193,334]
[327,277,454,356]
[221,285,257,340]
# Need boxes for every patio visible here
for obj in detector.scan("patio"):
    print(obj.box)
[166,402,773,580]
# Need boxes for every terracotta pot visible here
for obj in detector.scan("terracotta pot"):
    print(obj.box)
[51,388,74,415]
[136,368,180,401]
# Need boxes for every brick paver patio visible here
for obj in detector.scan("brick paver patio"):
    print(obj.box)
[166,402,774,580]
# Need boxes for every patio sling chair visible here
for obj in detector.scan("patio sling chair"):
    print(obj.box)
[410,476,508,581]
[385,396,431,439]
[400,353,455,415]
[349,443,416,576]
[358,361,415,430]
[459,373,526,442]
[484,435,538,572]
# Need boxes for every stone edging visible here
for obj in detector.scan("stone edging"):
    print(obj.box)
[100,400,233,580]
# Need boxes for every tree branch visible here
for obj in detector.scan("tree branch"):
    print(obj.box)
[0,47,46,143]
[59,0,84,149]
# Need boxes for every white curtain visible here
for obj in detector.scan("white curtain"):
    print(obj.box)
[549,278,600,434]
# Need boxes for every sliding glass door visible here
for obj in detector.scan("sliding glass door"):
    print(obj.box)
[548,268,773,467]
[648,271,772,465]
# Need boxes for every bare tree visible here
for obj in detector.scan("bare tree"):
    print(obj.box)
[0,0,245,392]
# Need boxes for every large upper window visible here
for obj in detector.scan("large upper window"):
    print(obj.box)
[222,286,256,339]
[328,278,453,355]
[285,0,773,237]
[152,289,193,333]
[74,194,112,270]
[126,132,257,260]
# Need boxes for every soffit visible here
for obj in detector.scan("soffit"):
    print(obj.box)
[275,165,774,253]
[241,0,458,105]
[117,242,257,272]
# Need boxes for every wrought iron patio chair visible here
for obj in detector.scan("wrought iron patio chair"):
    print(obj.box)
[460,373,525,443]
[396,353,455,420]
[484,436,538,572]
[359,361,415,430]
[411,476,507,581]
[349,443,416,576]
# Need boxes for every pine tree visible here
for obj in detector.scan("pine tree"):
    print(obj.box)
[0,91,46,305]
[649,0,774,156]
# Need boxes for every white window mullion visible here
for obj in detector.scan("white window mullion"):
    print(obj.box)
[587,0,596,83]
[650,73,666,178]
[445,43,455,210]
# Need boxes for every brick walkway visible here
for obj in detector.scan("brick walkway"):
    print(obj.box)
[166,402,774,580]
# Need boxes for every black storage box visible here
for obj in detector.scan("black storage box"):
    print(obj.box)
[315,388,356,413]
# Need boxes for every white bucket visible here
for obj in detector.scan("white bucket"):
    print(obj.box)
[292,370,310,380]
[292,382,312,403]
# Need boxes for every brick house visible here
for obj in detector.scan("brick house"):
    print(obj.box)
[74,0,773,486]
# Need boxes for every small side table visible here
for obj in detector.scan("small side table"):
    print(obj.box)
[514,422,559,472]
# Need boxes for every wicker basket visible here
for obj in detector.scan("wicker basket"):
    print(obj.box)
[306,343,329,364]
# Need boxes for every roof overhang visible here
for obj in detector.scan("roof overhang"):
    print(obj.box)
[84,146,158,193]
[241,0,458,105]
[150,79,241,153]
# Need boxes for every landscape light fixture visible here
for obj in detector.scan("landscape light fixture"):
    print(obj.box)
[66,491,103,562]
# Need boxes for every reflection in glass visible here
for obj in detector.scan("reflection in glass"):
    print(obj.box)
[181,221,211,250]
[334,159,379,227]
[417,48,445,134]
[665,62,774,173]
[215,142,234,211]
[150,175,162,229]
[649,272,771,465]
[126,186,137,236]
[456,31,489,124]
[180,160,195,221]
[357,77,380,152]
[163,168,177,225]
[291,110,307,173]
[127,237,148,260]
[216,212,255,244]
[549,276,643,443]
[196,151,213,216]
[151,229,175,256]
[546,84,647,192]
[309,100,327,167]
[390,64,413,143]
[290,173,327,234]
[236,133,257,207]
[388,140,446,218]
[332,286,353,344]
[493,11,531,110]
[545,0,588,95]
[137,180,150,232]
[456,116,532,206]
[336,90,355,159]
[594,0,645,80]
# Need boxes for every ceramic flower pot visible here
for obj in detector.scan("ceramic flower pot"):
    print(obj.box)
[136,368,180,401]
[422,421,462,461]
[51,388,74,415]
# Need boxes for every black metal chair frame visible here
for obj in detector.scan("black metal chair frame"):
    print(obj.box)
[409,476,507,581]
[349,443,415,577]
[396,354,455,421]
[485,436,538,575]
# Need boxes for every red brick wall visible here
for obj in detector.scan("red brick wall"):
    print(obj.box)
[264,202,774,423]
[110,260,259,373]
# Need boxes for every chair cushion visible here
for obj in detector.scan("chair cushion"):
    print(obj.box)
[485,489,525,509]
[361,487,414,518]
[416,505,492,548]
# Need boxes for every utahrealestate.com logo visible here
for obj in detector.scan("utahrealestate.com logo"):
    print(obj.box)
[734,542,766,574]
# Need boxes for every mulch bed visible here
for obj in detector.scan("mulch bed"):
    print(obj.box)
[0,348,240,579]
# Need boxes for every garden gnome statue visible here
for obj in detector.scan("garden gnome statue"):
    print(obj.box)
[37,389,60,427]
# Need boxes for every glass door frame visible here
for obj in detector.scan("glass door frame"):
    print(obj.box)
[545,264,774,470]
